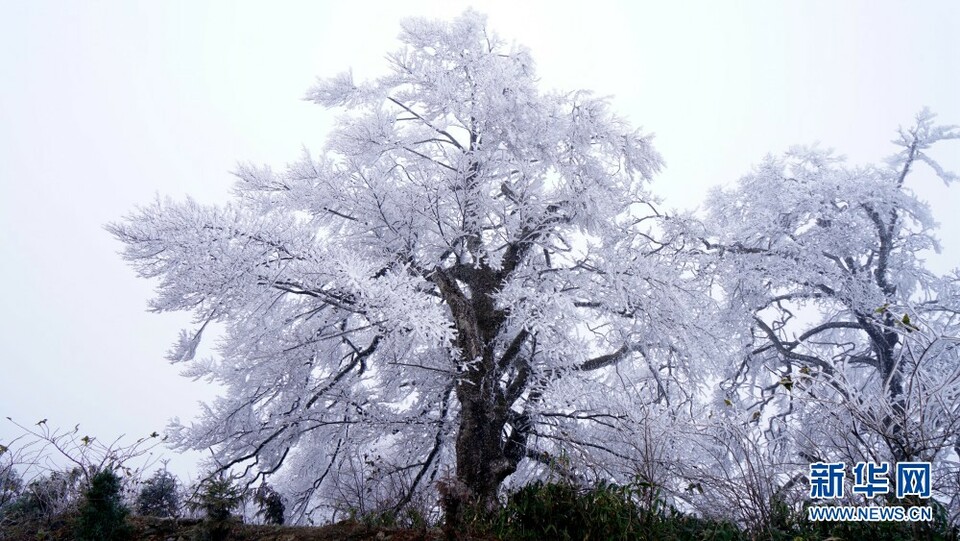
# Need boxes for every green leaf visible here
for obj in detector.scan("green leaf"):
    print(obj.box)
[901,313,918,332]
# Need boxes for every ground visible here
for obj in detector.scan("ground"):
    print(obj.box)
[2,516,475,541]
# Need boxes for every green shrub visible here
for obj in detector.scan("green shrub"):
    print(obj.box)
[253,483,284,525]
[74,468,131,541]
[136,468,181,517]
[493,480,743,541]
[495,481,639,541]
[189,474,244,522]
[187,473,245,541]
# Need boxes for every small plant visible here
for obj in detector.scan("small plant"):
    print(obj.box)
[136,468,180,518]
[6,468,83,522]
[496,480,643,541]
[189,474,245,522]
[74,468,131,541]
[252,483,284,525]
[505,481,574,539]
[187,473,245,541]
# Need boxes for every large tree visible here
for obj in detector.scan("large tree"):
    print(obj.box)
[701,111,960,504]
[110,11,706,521]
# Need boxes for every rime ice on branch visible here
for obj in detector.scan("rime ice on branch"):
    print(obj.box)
[109,9,713,523]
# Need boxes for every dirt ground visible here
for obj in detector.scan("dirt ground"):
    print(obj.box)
[134,516,446,541]
[3,516,494,541]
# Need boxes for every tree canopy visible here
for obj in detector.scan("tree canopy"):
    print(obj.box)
[109,9,960,527]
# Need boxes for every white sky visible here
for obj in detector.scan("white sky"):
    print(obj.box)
[2,1,958,479]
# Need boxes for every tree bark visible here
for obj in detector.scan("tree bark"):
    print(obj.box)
[433,267,519,527]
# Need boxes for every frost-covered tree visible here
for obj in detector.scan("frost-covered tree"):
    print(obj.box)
[702,110,960,503]
[109,10,710,522]
[0,467,23,520]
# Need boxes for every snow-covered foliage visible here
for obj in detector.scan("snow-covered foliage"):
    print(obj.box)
[109,10,716,523]
[699,109,960,522]
[108,8,960,528]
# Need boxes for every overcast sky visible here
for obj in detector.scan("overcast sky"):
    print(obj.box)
[2,1,958,479]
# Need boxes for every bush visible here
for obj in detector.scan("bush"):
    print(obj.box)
[189,474,244,522]
[185,474,245,541]
[496,481,642,540]
[5,468,83,522]
[494,480,743,541]
[253,483,284,525]
[136,468,180,517]
[74,468,131,541]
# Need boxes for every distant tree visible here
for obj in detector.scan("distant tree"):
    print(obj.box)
[189,474,245,523]
[0,462,22,511]
[699,110,960,518]
[253,483,284,525]
[136,468,180,518]
[184,474,246,541]
[75,468,131,541]
[109,9,709,524]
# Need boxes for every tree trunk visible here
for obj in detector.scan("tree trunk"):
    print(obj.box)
[433,268,518,529]
[448,393,514,516]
